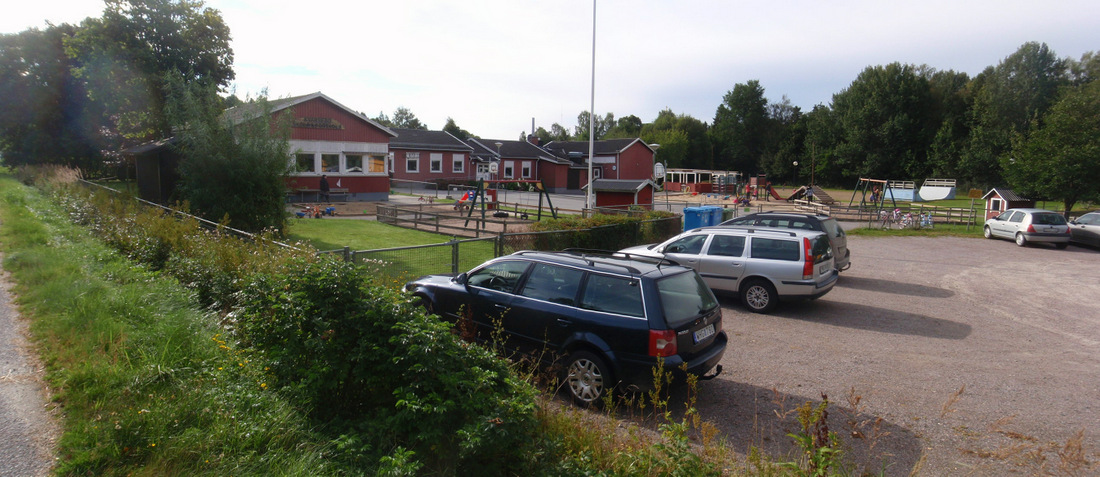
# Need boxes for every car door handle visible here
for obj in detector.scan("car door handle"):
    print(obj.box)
[555,318,571,327]
[494,304,509,311]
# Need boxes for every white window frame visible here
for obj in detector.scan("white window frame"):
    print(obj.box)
[521,161,532,179]
[406,152,420,173]
[388,153,394,174]
[503,161,514,179]
[430,153,443,173]
[295,152,317,173]
[592,167,602,179]
[452,154,465,173]
[345,154,364,173]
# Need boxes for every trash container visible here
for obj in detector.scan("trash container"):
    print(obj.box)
[683,207,706,231]
[721,207,734,222]
[702,205,723,226]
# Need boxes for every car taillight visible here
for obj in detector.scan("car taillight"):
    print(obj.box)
[803,237,814,279]
[649,330,677,357]
[1026,224,1036,233]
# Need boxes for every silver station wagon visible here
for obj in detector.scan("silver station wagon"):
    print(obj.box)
[619,227,838,313]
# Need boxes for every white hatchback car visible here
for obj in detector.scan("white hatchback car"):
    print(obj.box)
[983,208,1071,248]
[619,227,837,313]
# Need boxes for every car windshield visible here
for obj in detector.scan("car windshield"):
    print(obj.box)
[656,271,718,328]
[1032,213,1067,225]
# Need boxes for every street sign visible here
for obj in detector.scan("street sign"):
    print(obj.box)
[968,188,983,199]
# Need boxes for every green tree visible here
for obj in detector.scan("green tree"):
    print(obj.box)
[802,105,844,186]
[926,69,973,180]
[443,117,474,140]
[1006,81,1100,215]
[962,42,1067,188]
[710,80,769,172]
[67,0,234,147]
[168,83,292,233]
[642,109,712,169]
[829,63,936,181]
[391,106,427,129]
[574,111,614,140]
[604,114,642,138]
[0,24,106,171]
[760,97,805,183]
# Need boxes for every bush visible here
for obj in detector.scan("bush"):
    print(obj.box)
[233,258,543,474]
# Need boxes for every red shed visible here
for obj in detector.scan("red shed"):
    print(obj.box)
[583,179,657,210]
[982,188,1035,219]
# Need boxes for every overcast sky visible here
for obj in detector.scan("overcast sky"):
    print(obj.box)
[5,1,1099,140]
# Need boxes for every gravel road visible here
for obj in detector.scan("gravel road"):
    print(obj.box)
[0,255,58,477]
[687,235,1100,476]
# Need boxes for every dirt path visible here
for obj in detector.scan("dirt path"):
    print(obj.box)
[0,249,59,476]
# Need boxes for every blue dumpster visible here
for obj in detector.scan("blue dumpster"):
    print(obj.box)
[683,207,707,231]
[701,205,723,226]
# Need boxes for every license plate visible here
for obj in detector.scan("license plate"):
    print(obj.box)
[693,324,715,343]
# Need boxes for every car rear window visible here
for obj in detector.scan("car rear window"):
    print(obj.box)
[1032,213,1067,225]
[820,218,845,238]
[580,274,644,318]
[750,237,800,261]
[656,271,718,328]
[811,236,832,264]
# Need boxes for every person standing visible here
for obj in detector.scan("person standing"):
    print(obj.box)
[319,175,330,202]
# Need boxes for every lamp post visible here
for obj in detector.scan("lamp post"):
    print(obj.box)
[586,0,597,213]
[494,141,503,204]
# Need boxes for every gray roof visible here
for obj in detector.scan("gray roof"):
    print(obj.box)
[390,128,473,152]
[583,179,656,192]
[469,138,572,164]
[222,92,397,137]
[983,188,1029,201]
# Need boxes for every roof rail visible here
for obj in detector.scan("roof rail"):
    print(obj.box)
[703,226,798,237]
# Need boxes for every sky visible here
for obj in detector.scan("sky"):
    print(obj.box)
[4,0,1099,140]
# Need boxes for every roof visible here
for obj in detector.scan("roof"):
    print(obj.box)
[390,128,473,152]
[542,138,653,166]
[582,179,657,193]
[469,138,572,164]
[504,250,686,278]
[121,137,179,155]
[982,188,1030,201]
[222,92,397,137]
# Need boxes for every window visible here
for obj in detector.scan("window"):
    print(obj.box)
[345,154,364,173]
[322,154,339,172]
[580,274,644,317]
[367,154,385,173]
[663,235,707,255]
[706,235,745,257]
[520,264,584,306]
[657,272,718,327]
[388,153,394,173]
[592,167,602,179]
[990,198,1002,212]
[295,153,315,173]
[1009,211,1025,223]
[406,152,420,173]
[453,154,465,173]
[467,261,530,292]
[750,237,800,261]
[521,161,532,179]
[503,161,514,179]
[430,153,443,173]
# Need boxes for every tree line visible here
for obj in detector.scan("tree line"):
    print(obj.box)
[2,0,1098,214]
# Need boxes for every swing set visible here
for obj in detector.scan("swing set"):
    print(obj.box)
[461,179,558,226]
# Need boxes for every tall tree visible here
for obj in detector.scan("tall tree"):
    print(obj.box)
[574,111,614,140]
[67,0,234,147]
[962,42,1067,188]
[829,63,936,181]
[1005,81,1100,215]
[641,109,712,169]
[391,106,427,129]
[604,114,642,138]
[168,82,292,233]
[0,24,106,171]
[443,117,474,140]
[760,96,805,183]
[710,80,769,172]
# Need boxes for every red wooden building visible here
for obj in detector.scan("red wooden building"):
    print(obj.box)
[542,139,657,191]
[583,179,657,209]
[468,138,574,193]
[389,128,476,185]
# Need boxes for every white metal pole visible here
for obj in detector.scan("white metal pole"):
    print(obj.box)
[586,0,596,212]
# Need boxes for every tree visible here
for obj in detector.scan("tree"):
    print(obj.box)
[391,107,427,129]
[0,24,106,171]
[549,123,571,142]
[168,82,293,233]
[710,80,769,172]
[574,111,614,140]
[1005,81,1100,215]
[829,63,936,181]
[641,109,712,169]
[67,0,234,147]
[443,117,474,140]
[963,42,1067,187]
[760,96,805,183]
[604,114,642,138]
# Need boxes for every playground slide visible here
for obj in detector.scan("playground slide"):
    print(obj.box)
[917,185,955,201]
[769,186,784,200]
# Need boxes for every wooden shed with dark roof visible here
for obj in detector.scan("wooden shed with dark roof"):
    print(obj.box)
[581,178,657,210]
[982,188,1035,219]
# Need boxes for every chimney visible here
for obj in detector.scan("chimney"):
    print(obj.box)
[527,118,539,145]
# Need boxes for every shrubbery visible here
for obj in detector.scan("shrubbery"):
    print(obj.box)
[527,211,681,251]
[233,258,543,473]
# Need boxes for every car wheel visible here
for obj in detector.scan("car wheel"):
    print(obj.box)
[741,279,777,314]
[1015,233,1028,247]
[564,351,612,407]
[1055,242,1068,250]
[983,226,993,239]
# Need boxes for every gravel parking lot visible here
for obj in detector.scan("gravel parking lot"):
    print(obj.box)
[687,235,1100,475]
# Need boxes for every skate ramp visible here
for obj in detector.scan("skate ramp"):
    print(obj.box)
[917,185,955,201]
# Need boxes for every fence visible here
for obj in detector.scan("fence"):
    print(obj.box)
[318,216,683,279]
[828,202,980,226]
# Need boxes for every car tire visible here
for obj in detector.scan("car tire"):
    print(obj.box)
[564,351,612,407]
[1015,233,1028,247]
[1055,242,1068,250]
[741,279,777,314]
[983,226,993,239]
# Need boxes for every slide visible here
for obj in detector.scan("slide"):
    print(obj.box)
[769,185,784,200]
[785,186,806,201]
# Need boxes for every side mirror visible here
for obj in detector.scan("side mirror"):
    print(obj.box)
[453,272,468,285]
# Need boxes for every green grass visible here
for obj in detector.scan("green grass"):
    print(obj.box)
[0,174,338,476]
[285,216,460,251]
